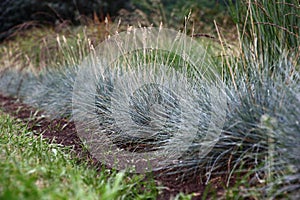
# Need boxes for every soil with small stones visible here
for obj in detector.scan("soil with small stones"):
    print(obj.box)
[0,93,227,199]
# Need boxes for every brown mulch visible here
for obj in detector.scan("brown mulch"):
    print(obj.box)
[0,93,226,199]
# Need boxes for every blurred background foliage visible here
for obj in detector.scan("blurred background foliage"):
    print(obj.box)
[0,0,128,41]
[0,0,236,70]
[0,0,235,41]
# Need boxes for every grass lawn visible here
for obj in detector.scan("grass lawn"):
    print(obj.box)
[0,112,162,200]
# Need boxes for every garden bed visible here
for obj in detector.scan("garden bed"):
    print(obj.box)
[0,92,230,199]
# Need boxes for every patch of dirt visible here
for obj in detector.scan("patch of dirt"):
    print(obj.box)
[0,93,227,199]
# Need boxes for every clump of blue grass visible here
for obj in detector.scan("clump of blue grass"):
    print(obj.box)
[71,27,228,174]
[162,2,299,199]
[0,68,37,98]
[25,65,78,118]
[211,50,299,198]
[0,65,78,119]
[203,0,300,198]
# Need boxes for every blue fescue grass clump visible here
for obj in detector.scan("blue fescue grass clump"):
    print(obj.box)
[211,51,300,198]
[0,31,92,118]
[0,68,38,98]
[0,66,78,118]
[25,66,78,118]
[210,0,300,198]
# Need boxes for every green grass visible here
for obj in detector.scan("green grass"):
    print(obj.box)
[0,112,160,200]
[229,0,299,66]
[0,27,94,71]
